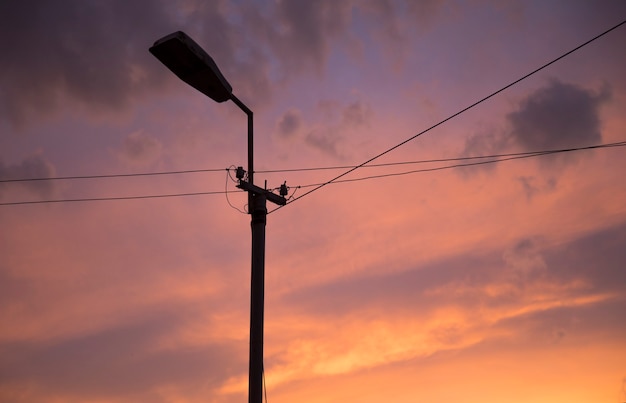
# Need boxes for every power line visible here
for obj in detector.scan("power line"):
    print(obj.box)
[0,167,229,184]
[5,140,624,186]
[2,141,624,206]
[257,141,626,174]
[268,19,626,214]
[283,141,626,189]
[0,190,244,206]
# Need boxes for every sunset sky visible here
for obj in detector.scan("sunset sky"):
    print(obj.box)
[1,1,626,402]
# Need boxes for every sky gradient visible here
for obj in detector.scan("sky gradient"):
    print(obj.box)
[1,1,626,402]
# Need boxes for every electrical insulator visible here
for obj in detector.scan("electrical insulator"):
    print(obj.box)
[279,181,288,196]
[236,166,246,180]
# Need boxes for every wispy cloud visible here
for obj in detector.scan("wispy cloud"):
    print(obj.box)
[0,154,57,199]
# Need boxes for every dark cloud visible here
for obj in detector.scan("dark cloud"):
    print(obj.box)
[271,0,353,75]
[507,79,610,151]
[358,0,447,67]
[457,128,510,178]
[405,0,447,22]
[490,297,626,347]
[361,0,446,39]
[0,0,181,129]
[341,100,372,128]
[1,1,440,131]
[119,130,163,165]
[500,236,549,289]
[544,221,626,294]
[301,99,372,158]
[0,154,57,199]
[243,0,443,83]
[305,129,344,159]
[280,220,626,318]
[461,129,510,158]
[279,250,499,318]
[460,79,610,173]
[0,1,271,128]
[0,1,364,129]
[276,109,302,139]
[0,311,244,400]
[516,175,557,201]
[274,99,371,157]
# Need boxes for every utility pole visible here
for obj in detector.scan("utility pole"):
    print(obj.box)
[149,31,286,403]
[232,94,286,403]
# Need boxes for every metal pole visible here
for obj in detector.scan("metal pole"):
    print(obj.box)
[248,193,266,403]
[231,94,264,403]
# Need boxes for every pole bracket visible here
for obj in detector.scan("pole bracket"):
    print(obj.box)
[237,181,287,206]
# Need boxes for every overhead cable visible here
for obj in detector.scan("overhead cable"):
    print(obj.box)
[0,190,244,206]
[257,141,626,174]
[284,141,626,189]
[0,167,229,184]
[1,141,624,206]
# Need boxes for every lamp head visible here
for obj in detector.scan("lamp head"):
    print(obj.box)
[149,31,232,102]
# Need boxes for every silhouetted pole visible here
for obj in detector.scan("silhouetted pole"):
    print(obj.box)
[248,193,266,403]
[149,32,285,403]
[232,99,285,403]
[232,94,265,403]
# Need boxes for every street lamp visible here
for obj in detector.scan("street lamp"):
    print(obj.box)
[150,31,286,403]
